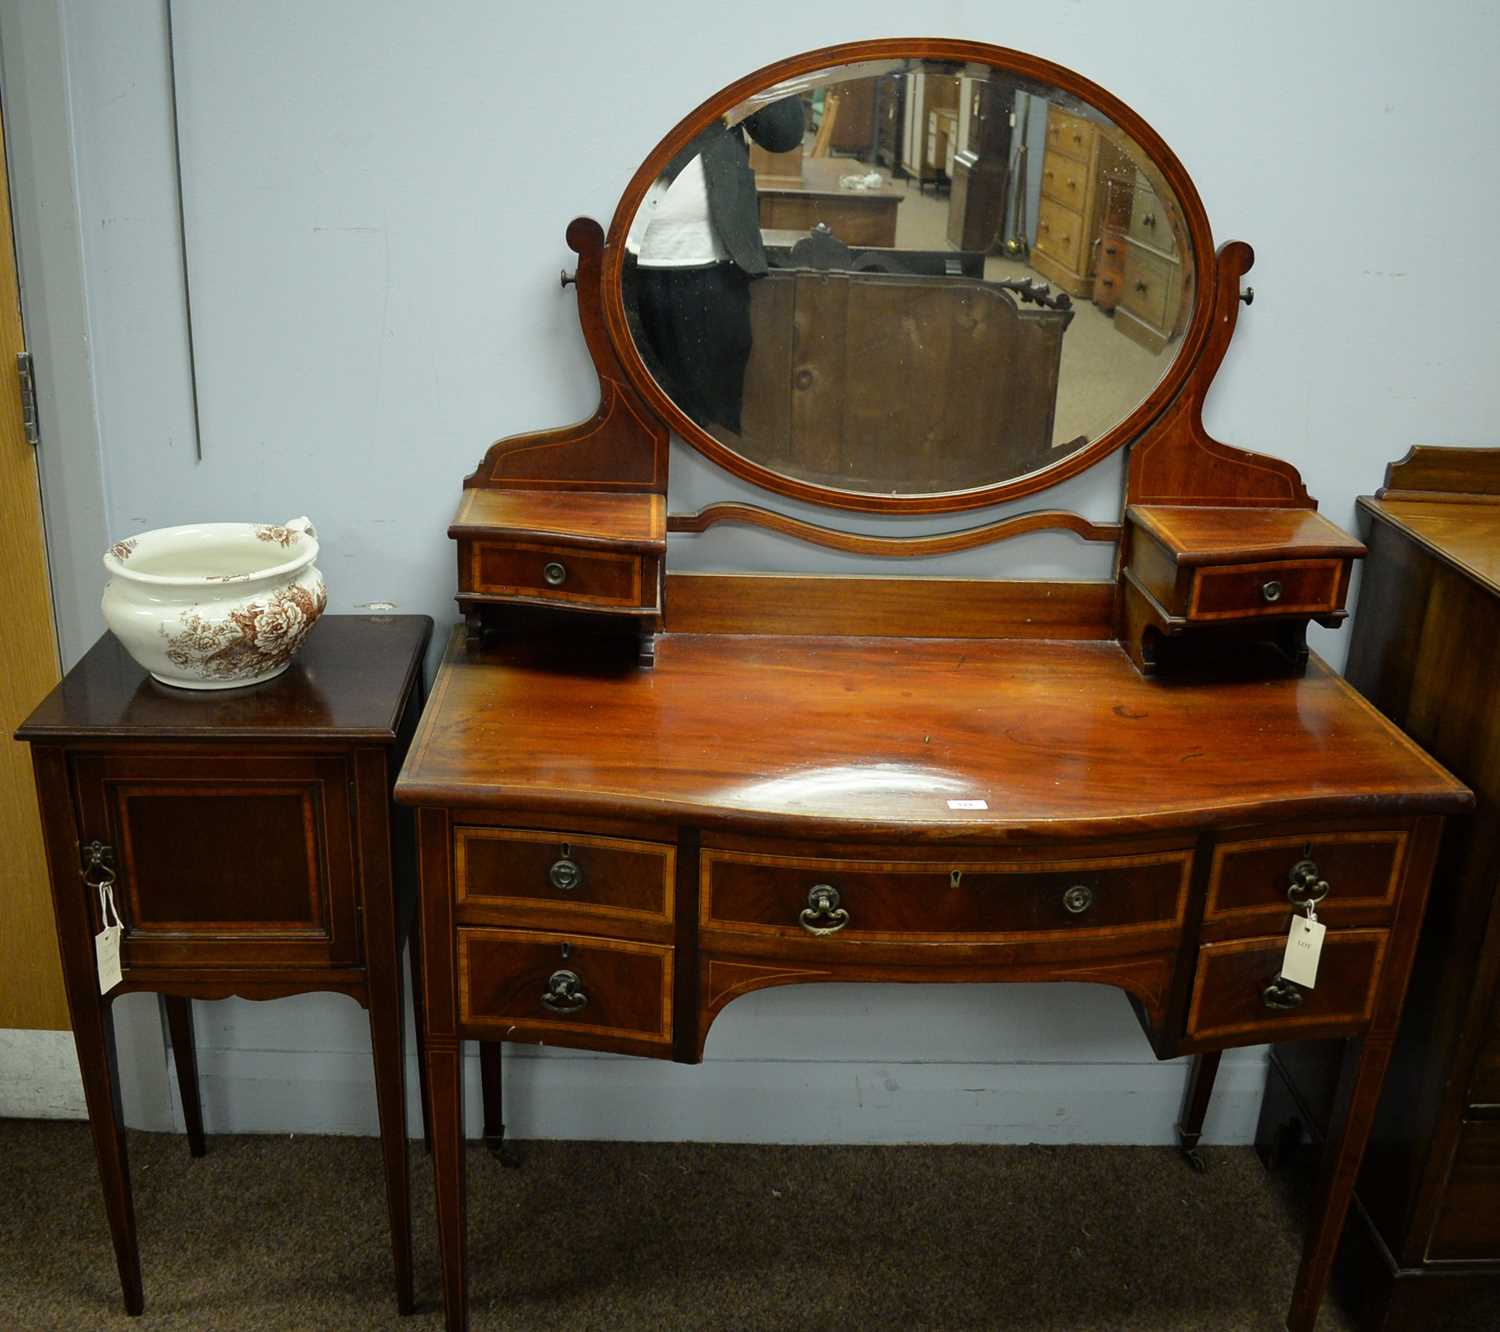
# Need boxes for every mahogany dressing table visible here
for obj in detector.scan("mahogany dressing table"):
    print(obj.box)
[396,41,1472,1331]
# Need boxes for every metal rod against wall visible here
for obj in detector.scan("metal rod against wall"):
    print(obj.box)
[164,0,204,462]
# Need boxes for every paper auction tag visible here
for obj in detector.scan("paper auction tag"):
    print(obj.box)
[96,883,123,995]
[1281,914,1325,989]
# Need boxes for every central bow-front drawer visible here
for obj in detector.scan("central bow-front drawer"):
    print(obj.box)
[701,847,1192,944]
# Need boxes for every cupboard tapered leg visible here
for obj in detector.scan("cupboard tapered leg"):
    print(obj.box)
[406,920,433,1153]
[1176,1050,1221,1172]
[368,969,415,1314]
[163,996,206,1158]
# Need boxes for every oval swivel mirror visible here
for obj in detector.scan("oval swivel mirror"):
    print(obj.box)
[603,41,1212,513]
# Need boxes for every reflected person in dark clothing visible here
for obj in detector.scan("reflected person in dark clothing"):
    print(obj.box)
[626,95,805,435]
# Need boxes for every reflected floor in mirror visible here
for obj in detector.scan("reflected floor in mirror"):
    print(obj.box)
[12,1119,1491,1329]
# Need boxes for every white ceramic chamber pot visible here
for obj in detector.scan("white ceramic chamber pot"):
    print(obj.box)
[101,516,328,690]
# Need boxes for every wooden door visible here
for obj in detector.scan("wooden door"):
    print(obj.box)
[0,104,66,1032]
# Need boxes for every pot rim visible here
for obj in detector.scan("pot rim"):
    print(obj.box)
[102,520,320,588]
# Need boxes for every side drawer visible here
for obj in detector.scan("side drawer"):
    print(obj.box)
[1428,1120,1500,1261]
[1040,150,1089,210]
[458,928,672,1048]
[701,847,1192,943]
[469,539,653,608]
[1186,929,1387,1044]
[1204,828,1407,933]
[1188,558,1344,620]
[1468,983,1500,1110]
[454,827,675,929]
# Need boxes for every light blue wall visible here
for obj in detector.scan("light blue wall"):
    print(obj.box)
[8,0,1499,1142]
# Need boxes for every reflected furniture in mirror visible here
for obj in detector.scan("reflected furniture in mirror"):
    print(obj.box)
[401,40,1472,1332]
[1252,447,1500,1329]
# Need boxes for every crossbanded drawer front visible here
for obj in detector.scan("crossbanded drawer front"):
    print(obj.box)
[1186,929,1387,1043]
[1188,558,1343,620]
[454,827,674,927]
[701,848,1191,943]
[470,540,646,607]
[457,928,672,1044]
[1204,829,1406,932]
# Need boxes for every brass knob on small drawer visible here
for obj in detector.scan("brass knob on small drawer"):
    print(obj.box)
[1262,976,1304,1010]
[541,969,588,1013]
[1262,579,1284,603]
[549,857,582,892]
[543,561,568,587]
[799,884,850,936]
[1062,884,1095,915]
[1287,859,1330,909]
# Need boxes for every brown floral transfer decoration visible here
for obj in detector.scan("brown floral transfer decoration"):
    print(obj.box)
[159,579,327,682]
[254,524,302,547]
[109,538,138,561]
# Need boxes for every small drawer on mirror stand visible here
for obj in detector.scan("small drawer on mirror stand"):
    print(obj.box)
[1121,505,1365,678]
[450,487,665,665]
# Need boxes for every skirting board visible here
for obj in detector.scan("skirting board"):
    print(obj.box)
[0,1028,86,1119]
[170,1045,1270,1147]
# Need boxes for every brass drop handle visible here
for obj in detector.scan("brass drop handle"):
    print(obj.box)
[1262,580,1284,604]
[543,561,568,587]
[549,856,582,892]
[541,969,588,1014]
[1287,859,1330,909]
[1062,883,1095,915]
[1262,976,1305,1011]
[799,884,850,936]
[80,840,117,890]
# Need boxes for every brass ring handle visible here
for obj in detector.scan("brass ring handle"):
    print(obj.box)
[1262,976,1305,1011]
[543,561,568,587]
[1287,859,1330,908]
[541,969,588,1014]
[799,884,850,937]
[1062,883,1095,915]
[549,857,582,892]
[1262,580,1284,603]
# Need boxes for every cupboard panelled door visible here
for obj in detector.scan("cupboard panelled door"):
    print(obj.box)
[71,752,360,969]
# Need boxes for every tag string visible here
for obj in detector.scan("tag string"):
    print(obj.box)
[98,882,122,931]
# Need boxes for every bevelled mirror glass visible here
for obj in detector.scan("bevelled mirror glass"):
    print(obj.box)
[611,50,1201,507]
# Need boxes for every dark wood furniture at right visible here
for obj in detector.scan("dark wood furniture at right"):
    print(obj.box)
[1254,446,1500,1329]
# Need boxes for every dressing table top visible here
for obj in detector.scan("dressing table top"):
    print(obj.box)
[397,628,1466,836]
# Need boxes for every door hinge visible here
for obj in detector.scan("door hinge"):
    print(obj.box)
[17,352,39,445]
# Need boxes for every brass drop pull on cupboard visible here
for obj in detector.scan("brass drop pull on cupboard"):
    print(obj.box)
[1062,883,1095,915]
[799,883,850,936]
[1287,859,1330,910]
[1263,976,1305,1010]
[80,840,116,890]
[540,968,588,1013]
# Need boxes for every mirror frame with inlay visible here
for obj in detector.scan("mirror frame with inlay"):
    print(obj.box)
[600,38,1215,514]
[451,37,1361,679]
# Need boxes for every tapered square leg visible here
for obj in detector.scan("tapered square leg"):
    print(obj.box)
[163,996,206,1158]
[1176,1050,1221,1172]
[427,1037,468,1332]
